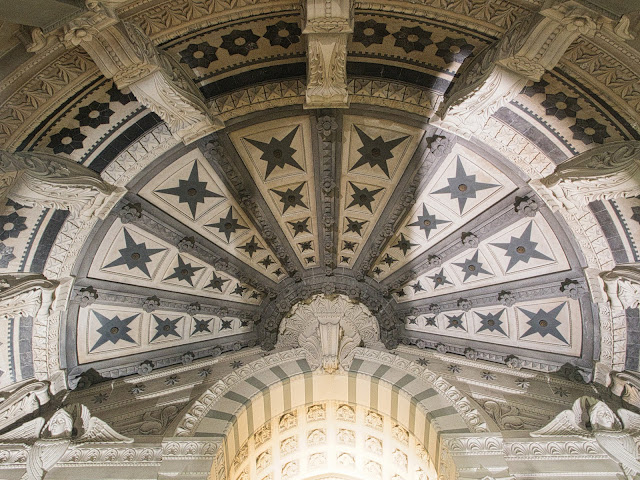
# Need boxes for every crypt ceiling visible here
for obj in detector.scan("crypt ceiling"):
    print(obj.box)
[0,0,638,391]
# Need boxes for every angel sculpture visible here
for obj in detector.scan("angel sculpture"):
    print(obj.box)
[531,396,640,479]
[0,404,132,480]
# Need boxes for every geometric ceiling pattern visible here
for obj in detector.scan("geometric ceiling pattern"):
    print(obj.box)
[0,0,638,389]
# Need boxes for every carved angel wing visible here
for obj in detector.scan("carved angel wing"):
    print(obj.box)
[595,432,640,478]
[0,417,45,444]
[618,408,640,438]
[76,405,133,444]
[530,408,589,437]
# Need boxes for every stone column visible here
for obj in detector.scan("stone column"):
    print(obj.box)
[303,0,352,109]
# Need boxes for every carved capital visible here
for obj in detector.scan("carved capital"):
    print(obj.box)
[601,265,640,311]
[432,1,608,139]
[277,294,384,372]
[303,0,352,109]
[60,1,223,143]
[0,275,57,322]
[534,141,640,209]
[0,150,126,222]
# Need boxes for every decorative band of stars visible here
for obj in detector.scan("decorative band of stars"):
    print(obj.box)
[405,297,581,357]
[88,220,263,304]
[77,304,252,363]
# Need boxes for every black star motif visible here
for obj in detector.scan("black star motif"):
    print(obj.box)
[91,312,137,351]
[179,42,218,68]
[492,222,553,271]
[273,268,283,276]
[408,204,449,239]
[205,272,228,291]
[151,315,182,342]
[396,289,406,298]
[392,25,432,53]
[164,256,204,286]
[347,182,383,213]
[220,319,233,330]
[631,206,640,225]
[263,21,301,48]
[433,158,499,214]
[476,310,507,336]
[411,281,423,292]
[341,256,350,264]
[350,126,408,178]
[345,218,367,236]
[453,251,491,282]
[288,218,311,237]
[48,127,86,155]
[0,212,28,241]
[382,254,397,267]
[206,207,248,242]
[259,256,275,268]
[446,313,465,330]
[424,317,437,327]
[272,183,308,213]
[107,83,136,104]
[75,101,114,128]
[231,284,247,296]
[353,19,390,47]
[104,229,165,277]
[343,241,357,252]
[435,37,474,64]
[306,256,316,264]
[299,241,313,252]
[238,235,263,258]
[429,268,452,289]
[220,29,260,56]
[193,318,212,335]
[393,234,418,256]
[372,267,383,276]
[156,162,222,218]
[250,291,261,299]
[520,303,568,343]
[246,126,302,179]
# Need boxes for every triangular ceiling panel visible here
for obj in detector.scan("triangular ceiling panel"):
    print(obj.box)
[230,117,319,268]
[88,220,263,305]
[338,116,424,268]
[139,149,286,281]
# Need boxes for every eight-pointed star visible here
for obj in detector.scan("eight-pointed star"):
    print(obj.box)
[408,204,449,239]
[350,125,408,178]
[347,182,383,213]
[491,222,553,271]
[104,229,164,277]
[164,256,204,286]
[520,303,568,343]
[206,207,249,242]
[272,183,308,213]
[246,126,303,179]
[453,251,491,281]
[433,157,498,214]
[156,162,222,218]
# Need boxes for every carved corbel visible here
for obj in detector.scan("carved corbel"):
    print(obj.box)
[0,150,126,222]
[432,1,606,138]
[600,265,640,312]
[532,141,640,210]
[303,0,352,109]
[60,1,223,144]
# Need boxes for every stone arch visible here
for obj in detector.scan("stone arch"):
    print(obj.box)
[172,348,493,479]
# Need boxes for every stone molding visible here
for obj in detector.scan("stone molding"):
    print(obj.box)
[303,0,352,108]
[0,382,51,435]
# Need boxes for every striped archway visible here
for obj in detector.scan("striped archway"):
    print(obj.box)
[172,348,494,480]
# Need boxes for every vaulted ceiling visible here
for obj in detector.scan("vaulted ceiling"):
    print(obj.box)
[0,0,638,391]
